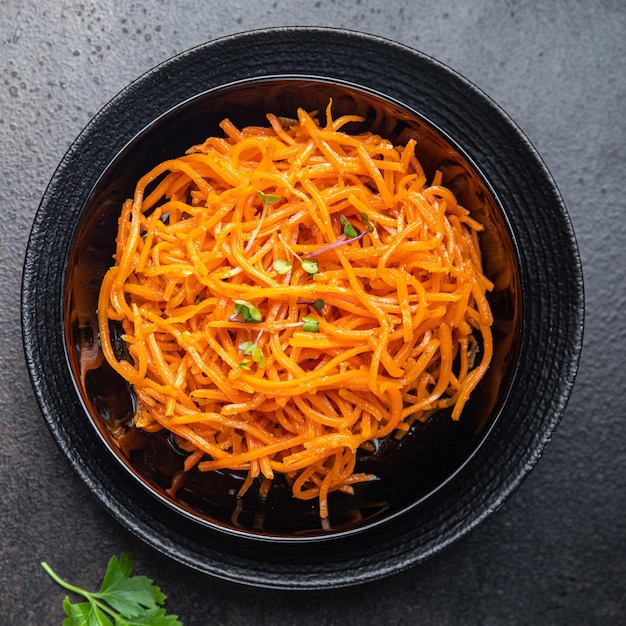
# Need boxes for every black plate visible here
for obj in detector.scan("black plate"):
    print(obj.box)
[22,27,584,589]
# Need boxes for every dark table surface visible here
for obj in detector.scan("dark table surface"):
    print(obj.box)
[2,2,624,624]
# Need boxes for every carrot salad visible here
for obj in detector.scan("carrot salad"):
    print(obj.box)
[98,103,494,524]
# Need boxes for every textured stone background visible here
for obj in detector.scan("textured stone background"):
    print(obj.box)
[2,1,625,624]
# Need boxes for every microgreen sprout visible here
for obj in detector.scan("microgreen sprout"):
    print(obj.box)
[275,234,319,278]
[230,299,263,323]
[272,259,292,274]
[340,214,359,238]
[257,190,281,208]
[238,341,256,354]
[301,258,319,276]
[238,339,266,368]
[301,317,320,333]
[246,190,281,252]
[359,211,375,232]
[304,212,375,259]
[297,298,326,314]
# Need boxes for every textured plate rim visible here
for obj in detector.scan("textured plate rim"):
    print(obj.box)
[21,26,584,590]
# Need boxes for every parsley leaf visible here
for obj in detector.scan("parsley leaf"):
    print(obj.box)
[252,346,266,368]
[275,233,318,279]
[42,554,182,626]
[98,553,165,618]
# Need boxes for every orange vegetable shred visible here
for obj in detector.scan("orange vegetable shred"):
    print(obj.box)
[98,104,494,524]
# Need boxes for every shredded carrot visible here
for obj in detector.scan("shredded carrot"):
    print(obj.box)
[98,103,494,525]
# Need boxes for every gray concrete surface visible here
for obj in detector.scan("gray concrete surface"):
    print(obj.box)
[2,1,625,624]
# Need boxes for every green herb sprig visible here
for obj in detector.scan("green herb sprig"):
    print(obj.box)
[42,553,182,626]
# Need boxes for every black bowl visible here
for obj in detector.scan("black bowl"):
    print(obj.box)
[22,27,583,589]
[63,75,522,539]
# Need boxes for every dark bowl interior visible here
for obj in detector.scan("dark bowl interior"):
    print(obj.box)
[64,76,522,540]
